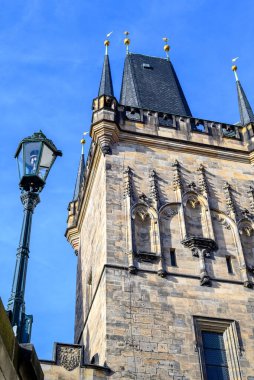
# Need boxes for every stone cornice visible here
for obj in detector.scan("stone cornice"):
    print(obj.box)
[119,128,250,163]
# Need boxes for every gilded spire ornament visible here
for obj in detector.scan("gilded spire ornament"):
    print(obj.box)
[104,31,113,55]
[80,132,89,155]
[232,57,239,81]
[73,133,88,201]
[124,31,130,54]
[162,37,170,60]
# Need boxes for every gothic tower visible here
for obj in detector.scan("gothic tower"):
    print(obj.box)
[65,40,254,379]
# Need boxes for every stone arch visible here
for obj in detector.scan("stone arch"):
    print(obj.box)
[211,210,240,279]
[159,203,180,271]
[183,192,209,238]
[131,203,158,256]
[238,218,254,280]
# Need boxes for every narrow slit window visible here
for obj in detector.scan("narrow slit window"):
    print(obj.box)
[226,256,233,274]
[170,249,177,267]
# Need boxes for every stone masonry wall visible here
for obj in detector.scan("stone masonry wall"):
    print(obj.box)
[75,155,107,361]
[105,267,254,379]
[73,113,254,378]
[105,141,254,281]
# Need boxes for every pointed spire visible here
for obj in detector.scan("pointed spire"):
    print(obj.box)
[232,64,254,125]
[73,137,86,201]
[98,38,114,97]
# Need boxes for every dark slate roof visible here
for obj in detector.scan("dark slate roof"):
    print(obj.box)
[236,80,254,125]
[120,53,191,116]
[73,153,85,201]
[98,55,114,97]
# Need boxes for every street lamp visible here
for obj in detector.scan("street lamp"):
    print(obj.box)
[7,131,62,343]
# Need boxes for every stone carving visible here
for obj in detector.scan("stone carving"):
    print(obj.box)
[134,206,149,221]
[188,182,197,191]
[197,164,209,196]
[239,223,254,237]
[139,193,149,203]
[172,160,183,191]
[56,344,82,371]
[214,214,231,230]
[150,170,160,204]
[124,166,134,200]
[187,196,200,209]
[247,186,254,212]
[223,182,237,217]
[161,208,178,219]
[181,237,218,286]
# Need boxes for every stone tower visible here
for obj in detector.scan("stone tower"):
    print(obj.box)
[65,45,254,379]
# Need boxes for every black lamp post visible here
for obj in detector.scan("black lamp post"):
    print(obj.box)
[7,131,62,343]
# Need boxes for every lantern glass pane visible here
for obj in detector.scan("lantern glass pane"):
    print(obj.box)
[24,142,42,176]
[38,144,55,180]
[16,146,23,180]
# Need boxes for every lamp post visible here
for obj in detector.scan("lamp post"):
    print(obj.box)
[7,131,62,343]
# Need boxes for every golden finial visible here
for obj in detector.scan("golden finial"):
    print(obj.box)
[104,32,113,55]
[124,31,130,54]
[232,57,239,81]
[162,37,170,60]
[81,132,89,154]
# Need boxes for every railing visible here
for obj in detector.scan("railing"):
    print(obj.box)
[118,105,241,140]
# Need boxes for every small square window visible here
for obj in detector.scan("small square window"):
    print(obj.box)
[142,63,153,70]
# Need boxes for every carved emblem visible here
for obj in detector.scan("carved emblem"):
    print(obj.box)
[56,345,81,371]
[214,214,231,230]
[161,208,178,219]
[133,205,149,221]
[239,224,254,237]
[187,196,200,209]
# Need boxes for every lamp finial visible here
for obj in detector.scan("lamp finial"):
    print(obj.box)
[162,37,170,60]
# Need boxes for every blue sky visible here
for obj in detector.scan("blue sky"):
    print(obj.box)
[0,0,254,359]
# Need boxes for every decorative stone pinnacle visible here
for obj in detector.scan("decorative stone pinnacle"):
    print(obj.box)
[124,166,134,199]
[223,182,237,217]
[197,164,209,196]
[172,160,183,191]
[247,186,254,212]
[150,170,160,205]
